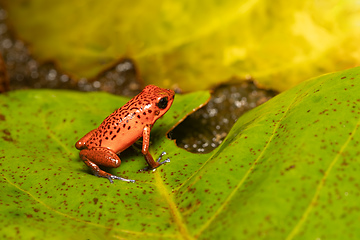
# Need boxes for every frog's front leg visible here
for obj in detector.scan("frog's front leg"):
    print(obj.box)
[140,125,170,171]
[79,147,135,183]
[143,151,170,171]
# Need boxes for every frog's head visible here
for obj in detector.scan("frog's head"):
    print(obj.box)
[143,85,175,122]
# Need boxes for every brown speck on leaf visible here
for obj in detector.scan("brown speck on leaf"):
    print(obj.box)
[2,129,13,142]
[2,129,10,135]
[319,109,329,115]
[285,165,295,171]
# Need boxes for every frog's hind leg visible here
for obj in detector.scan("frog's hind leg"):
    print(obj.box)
[79,148,135,183]
[75,129,97,150]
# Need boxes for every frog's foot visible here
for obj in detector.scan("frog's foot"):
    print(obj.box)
[103,173,136,184]
[89,164,136,184]
[157,151,171,165]
[139,152,170,172]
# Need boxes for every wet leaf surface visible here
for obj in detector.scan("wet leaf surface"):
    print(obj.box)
[1,67,360,239]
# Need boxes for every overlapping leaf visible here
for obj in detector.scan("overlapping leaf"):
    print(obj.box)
[1,67,360,239]
[2,0,360,91]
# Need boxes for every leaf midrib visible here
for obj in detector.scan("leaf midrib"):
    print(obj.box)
[154,170,193,240]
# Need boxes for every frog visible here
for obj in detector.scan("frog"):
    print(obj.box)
[75,85,175,183]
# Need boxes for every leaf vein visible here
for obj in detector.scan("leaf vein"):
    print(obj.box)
[285,120,360,240]
[196,90,298,236]
[1,173,110,230]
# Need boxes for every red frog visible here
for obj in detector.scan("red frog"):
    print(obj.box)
[75,85,175,183]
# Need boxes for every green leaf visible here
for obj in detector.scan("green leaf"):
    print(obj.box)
[2,66,360,239]
[0,89,210,239]
[179,67,360,239]
[3,0,360,91]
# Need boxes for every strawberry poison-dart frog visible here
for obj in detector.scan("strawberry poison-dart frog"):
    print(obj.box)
[75,85,175,183]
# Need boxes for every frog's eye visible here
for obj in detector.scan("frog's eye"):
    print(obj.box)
[157,97,168,109]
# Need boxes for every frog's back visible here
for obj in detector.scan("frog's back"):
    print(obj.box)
[84,85,175,153]
[87,90,157,151]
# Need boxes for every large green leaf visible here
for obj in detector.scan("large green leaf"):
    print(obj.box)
[2,0,360,92]
[1,66,360,239]
[0,89,210,239]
